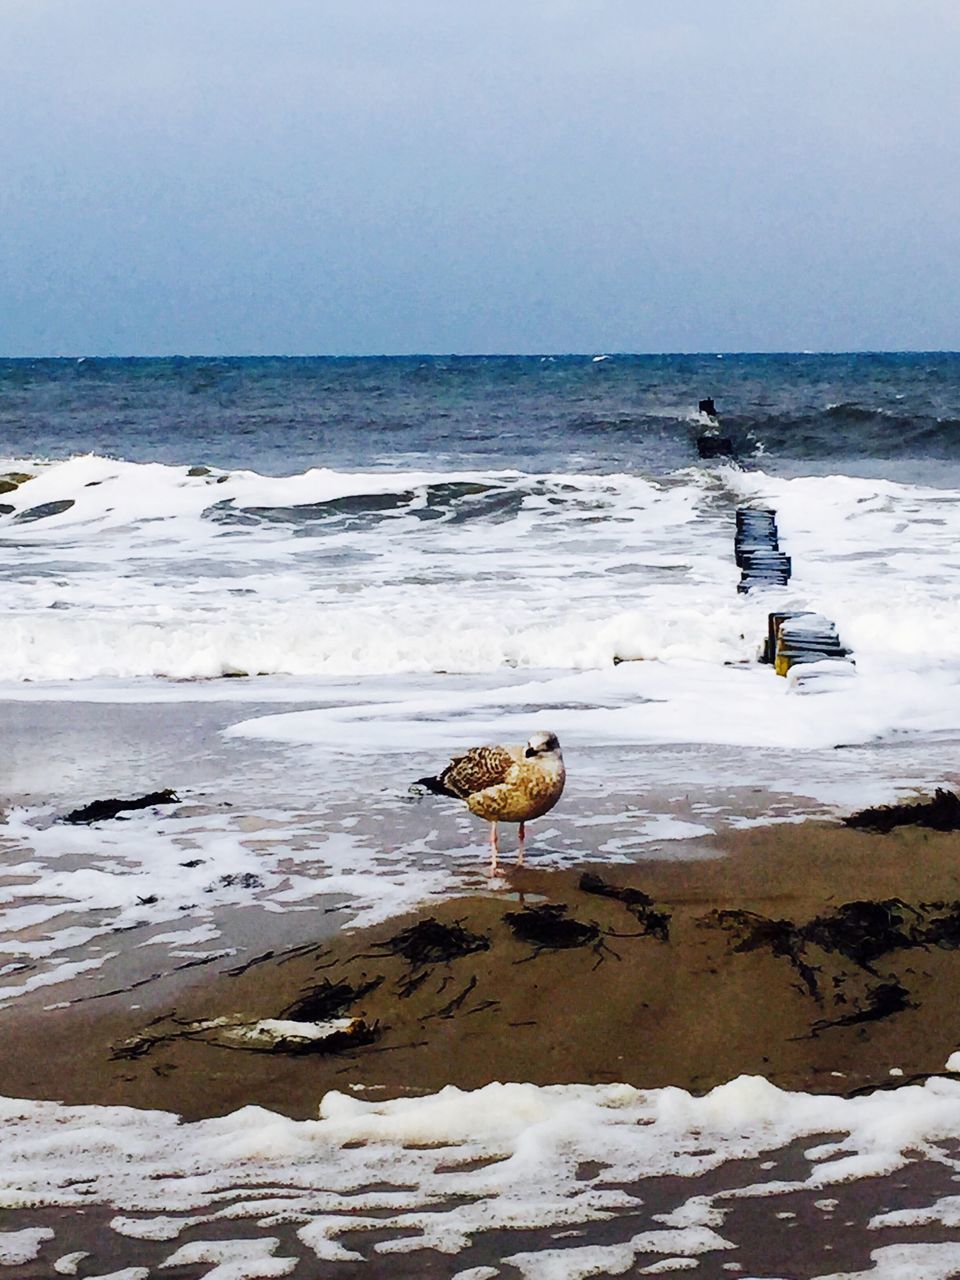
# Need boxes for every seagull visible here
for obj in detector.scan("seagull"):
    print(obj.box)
[415,731,566,871]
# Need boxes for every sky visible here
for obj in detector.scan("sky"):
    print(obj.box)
[2,0,959,356]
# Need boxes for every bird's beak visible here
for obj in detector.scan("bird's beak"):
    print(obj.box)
[524,747,536,758]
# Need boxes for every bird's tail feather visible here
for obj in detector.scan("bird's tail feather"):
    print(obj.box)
[413,773,457,798]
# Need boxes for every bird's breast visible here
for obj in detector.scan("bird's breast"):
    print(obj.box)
[466,761,565,823]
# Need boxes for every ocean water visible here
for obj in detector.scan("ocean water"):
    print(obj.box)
[6,352,960,478]
[5,353,960,1276]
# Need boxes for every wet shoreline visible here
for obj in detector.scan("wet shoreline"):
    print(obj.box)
[5,697,960,1276]
[4,819,960,1120]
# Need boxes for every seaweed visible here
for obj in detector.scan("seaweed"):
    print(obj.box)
[711,899,925,973]
[918,900,960,948]
[281,976,383,1022]
[370,917,490,967]
[64,789,180,824]
[706,896,960,1024]
[422,975,480,1020]
[505,903,600,950]
[708,908,820,998]
[112,1035,162,1061]
[210,872,264,892]
[845,788,960,834]
[810,981,913,1034]
[803,899,920,968]
[578,872,671,941]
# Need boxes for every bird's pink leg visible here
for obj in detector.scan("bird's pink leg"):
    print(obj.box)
[489,821,500,873]
[517,821,526,866]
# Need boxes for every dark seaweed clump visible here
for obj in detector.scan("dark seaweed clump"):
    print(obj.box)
[803,900,919,967]
[64,790,180,824]
[371,918,490,967]
[845,788,960,834]
[505,903,600,950]
[210,872,264,892]
[64,783,180,824]
[578,872,671,941]
[809,982,912,1034]
[282,977,383,1023]
[712,898,931,980]
[707,898,960,1032]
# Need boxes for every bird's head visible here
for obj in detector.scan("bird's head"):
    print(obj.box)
[524,731,562,759]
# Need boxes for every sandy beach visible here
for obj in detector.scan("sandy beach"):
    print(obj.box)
[5,792,960,1277]
[5,816,960,1122]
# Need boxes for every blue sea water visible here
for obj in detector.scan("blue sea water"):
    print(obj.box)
[4,352,960,481]
[4,349,960,717]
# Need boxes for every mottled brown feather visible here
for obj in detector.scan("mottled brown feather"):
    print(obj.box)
[439,745,520,799]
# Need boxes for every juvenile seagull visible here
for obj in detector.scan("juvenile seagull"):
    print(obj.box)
[416,731,565,870]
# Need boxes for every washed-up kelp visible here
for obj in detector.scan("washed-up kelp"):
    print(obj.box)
[64,790,180,824]
[706,897,960,1034]
[844,788,960,834]
[368,918,490,967]
[578,872,671,941]
[710,898,937,976]
[281,977,384,1023]
[504,903,600,950]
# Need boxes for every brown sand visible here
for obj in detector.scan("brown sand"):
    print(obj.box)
[4,819,960,1120]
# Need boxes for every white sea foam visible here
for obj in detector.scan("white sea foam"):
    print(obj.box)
[0,1227,54,1264]
[226,657,960,755]
[5,1075,960,1274]
[3,460,960,709]
[0,455,739,682]
[0,800,458,1007]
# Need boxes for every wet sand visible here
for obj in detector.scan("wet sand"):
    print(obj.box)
[4,1136,960,1280]
[5,818,960,1120]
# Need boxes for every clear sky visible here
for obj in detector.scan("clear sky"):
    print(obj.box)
[2,0,959,356]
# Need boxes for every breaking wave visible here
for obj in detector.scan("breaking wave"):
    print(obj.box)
[3,455,960,687]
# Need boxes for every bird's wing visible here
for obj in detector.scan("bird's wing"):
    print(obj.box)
[440,744,520,799]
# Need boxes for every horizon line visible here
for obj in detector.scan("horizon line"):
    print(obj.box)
[2,349,959,361]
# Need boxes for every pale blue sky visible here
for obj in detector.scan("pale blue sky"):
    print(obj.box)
[2,0,959,355]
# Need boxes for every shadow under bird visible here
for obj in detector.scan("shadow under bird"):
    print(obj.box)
[415,731,566,871]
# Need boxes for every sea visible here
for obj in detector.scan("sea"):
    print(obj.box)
[4,352,960,1277]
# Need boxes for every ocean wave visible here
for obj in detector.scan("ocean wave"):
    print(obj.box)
[824,401,897,421]
[739,406,960,460]
[0,455,674,539]
[0,601,753,682]
[5,458,960,691]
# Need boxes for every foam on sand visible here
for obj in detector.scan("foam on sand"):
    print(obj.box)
[5,1074,960,1274]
